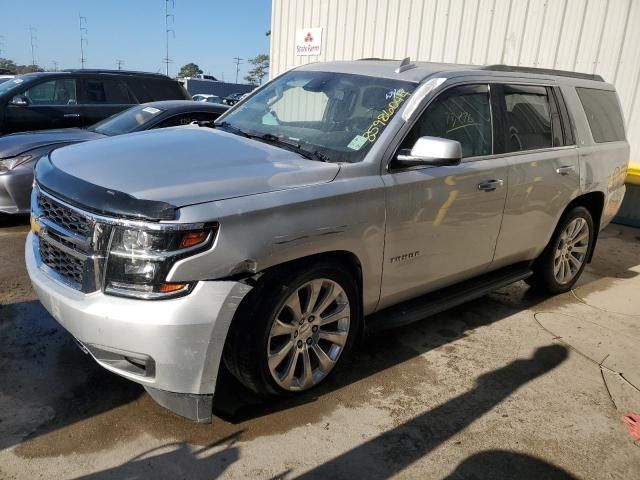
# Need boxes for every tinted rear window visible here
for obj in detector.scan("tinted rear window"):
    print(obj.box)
[503,85,552,152]
[144,79,189,101]
[576,87,625,143]
[84,79,131,104]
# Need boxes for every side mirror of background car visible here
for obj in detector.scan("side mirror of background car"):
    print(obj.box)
[395,136,462,168]
[10,95,30,107]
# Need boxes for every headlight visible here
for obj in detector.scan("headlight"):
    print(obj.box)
[0,154,31,173]
[104,225,216,300]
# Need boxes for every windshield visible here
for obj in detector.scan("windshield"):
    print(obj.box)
[89,104,165,136]
[0,77,25,95]
[218,70,417,163]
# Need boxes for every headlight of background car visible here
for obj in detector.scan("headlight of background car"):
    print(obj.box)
[0,154,32,173]
[104,224,217,299]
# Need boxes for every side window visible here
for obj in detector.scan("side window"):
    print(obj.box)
[503,85,552,152]
[576,87,626,143]
[401,84,492,158]
[144,79,186,101]
[154,112,220,128]
[23,79,77,105]
[84,79,131,104]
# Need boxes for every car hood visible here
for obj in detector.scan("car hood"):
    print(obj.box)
[0,128,105,158]
[48,126,340,208]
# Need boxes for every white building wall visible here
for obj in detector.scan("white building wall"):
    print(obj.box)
[270,0,640,167]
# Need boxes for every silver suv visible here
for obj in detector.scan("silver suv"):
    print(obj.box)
[26,60,629,421]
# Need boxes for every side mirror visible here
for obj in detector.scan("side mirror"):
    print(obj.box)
[395,136,462,167]
[10,95,29,107]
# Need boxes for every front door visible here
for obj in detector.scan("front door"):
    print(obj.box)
[5,78,82,133]
[379,84,508,309]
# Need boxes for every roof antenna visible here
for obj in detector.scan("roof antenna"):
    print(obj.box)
[395,57,416,74]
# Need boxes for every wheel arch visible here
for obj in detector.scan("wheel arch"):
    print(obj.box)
[564,191,605,262]
[256,250,364,321]
[233,250,366,338]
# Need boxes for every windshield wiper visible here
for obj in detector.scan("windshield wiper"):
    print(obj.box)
[216,121,250,138]
[216,122,331,162]
[252,133,331,163]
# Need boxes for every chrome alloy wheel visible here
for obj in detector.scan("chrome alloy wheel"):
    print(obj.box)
[553,217,590,285]
[267,278,351,391]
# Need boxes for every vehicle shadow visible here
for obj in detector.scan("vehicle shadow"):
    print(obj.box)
[211,286,556,422]
[69,346,569,480]
[2,284,552,455]
[0,212,30,228]
[73,433,244,480]
[292,345,570,479]
[442,449,577,479]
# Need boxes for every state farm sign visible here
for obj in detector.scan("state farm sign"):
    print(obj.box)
[295,27,322,56]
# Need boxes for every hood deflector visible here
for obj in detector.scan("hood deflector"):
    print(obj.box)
[35,155,177,221]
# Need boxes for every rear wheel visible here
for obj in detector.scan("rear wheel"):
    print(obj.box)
[527,206,594,293]
[223,262,359,396]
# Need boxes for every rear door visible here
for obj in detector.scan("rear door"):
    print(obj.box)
[492,84,580,267]
[4,77,82,133]
[78,77,135,126]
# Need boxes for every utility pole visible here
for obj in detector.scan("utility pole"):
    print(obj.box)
[29,26,37,66]
[0,35,4,58]
[163,0,175,77]
[116,59,124,70]
[233,56,243,84]
[79,15,88,69]
[51,61,58,71]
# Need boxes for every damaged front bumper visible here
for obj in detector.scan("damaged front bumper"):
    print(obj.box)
[26,232,252,422]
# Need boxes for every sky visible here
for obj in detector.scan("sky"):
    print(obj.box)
[0,0,272,82]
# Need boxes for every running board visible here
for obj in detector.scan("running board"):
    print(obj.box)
[365,263,533,332]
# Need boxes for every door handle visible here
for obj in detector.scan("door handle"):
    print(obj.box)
[64,113,81,118]
[477,179,504,191]
[556,165,576,176]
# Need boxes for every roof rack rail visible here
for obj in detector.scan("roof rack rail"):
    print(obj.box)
[62,69,170,78]
[481,64,604,82]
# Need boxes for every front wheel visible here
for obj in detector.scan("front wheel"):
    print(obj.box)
[527,206,594,294]
[223,263,359,396]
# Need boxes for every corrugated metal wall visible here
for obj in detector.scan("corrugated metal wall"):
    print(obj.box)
[270,0,640,165]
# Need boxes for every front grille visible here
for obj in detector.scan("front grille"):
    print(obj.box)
[38,194,93,238]
[39,238,84,285]
[34,189,107,293]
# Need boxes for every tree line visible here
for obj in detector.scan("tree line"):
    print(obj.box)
[0,57,44,74]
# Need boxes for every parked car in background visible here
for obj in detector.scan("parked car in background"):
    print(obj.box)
[26,60,628,422]
[192,94,223,104]
[0,70,190,135]
[0,75,15,85]
[222,92,244,106]
[0,100,228,214]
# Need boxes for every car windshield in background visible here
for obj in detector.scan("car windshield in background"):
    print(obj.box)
[89,104,164,136]
[218,71,417,163]
[0,77,25,95]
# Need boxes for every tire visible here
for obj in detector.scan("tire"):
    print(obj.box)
[223,262,360,397]
[527,206,594,294]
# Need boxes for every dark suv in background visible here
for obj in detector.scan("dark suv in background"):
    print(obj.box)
[0,69,190,135]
